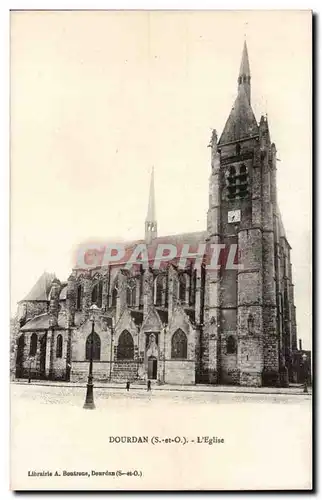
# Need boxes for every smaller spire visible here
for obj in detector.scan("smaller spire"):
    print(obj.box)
[146,166,156,223]
[145,167,157,244]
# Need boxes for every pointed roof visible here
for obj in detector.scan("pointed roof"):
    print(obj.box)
[22,271,56,301]
[146,167,156,222]
[219,85,259,145]
[239,40,250,77]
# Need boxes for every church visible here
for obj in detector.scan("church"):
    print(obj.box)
[13,42,299,387]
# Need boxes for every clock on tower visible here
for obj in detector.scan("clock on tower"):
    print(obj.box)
[228,209,241,223]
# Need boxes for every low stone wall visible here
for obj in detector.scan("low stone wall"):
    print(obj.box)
[70,361,111,383]
[240,370,262,387]
[164,360,195,385]
[221,368,240,385]
[112,361,139,382]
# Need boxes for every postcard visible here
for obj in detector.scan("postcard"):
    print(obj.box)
[10,9,312,491]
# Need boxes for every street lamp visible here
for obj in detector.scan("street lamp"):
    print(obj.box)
[83,304,99,410]
[109,316,115,381]
[28,358,32,383]
[302,353,308,394]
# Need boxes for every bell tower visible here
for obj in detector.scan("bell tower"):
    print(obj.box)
[205,41,280,387]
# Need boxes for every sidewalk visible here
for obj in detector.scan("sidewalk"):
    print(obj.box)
[12,379,312,396]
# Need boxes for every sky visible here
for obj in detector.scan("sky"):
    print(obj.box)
[10,10,312,348]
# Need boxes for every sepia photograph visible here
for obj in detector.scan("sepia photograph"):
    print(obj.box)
[10,9,312,491]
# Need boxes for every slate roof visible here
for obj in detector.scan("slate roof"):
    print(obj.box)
[219,86,259,145]
[21,313,62,331]
[76,231,208,270]
[20,310,84,331]
[22,272,56,302]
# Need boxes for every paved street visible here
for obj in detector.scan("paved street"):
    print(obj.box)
[10,383,312,491]
[11,381,311,405]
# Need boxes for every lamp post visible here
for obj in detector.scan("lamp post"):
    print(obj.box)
[28,358,32,383]
[109,317,115,381]
[83,304,99,410]
[302,353,308,394]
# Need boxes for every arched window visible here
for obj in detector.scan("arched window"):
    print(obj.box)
[126,279,136,307]
[240,164,247,175]
[76,284,82,311]
[117,330,134,360]
[236,143,241,155]
[17,334,25,353]
[171,329,187,359]
[229,166,236,177]
[85,332,101,361]
[226,335,237,354]
[56,334,63,358]
[154,275,163,306]
[111,279,118,307]
[29,333,37,356]
[248,314,255,334]
[190,270,197,305]
[178,274,187,303]
[92,281,103,308]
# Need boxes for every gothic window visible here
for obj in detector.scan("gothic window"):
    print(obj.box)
[164,275,169,307]
[111,279,118,307]
[76,284,83,311]
[236,143,241,155]
[229,166,236,177]
[16,334,25,353]
[56,334,63,358]
[139,273,144,306]
[226,335,237,354]
[171,329,188,359]
[85,332,101,361]
[178,274,187,303]
[126,278,136,307]
[117,330,134,360]
[91,281,103,308]
[190,270,197,306]
[154,275,163,306]
[29,333,37,356]
[248,314,255,334]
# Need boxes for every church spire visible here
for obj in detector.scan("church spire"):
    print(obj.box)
[218,41,258,145]
[238,40,251,103]
[145,167,157,244]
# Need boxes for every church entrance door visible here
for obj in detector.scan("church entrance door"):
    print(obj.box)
[147,356,157,380]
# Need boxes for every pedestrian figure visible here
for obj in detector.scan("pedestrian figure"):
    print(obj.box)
[126,381,130,392]
[147,379,151,392]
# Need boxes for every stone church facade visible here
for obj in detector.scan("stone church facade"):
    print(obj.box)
[13,42,299,387]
